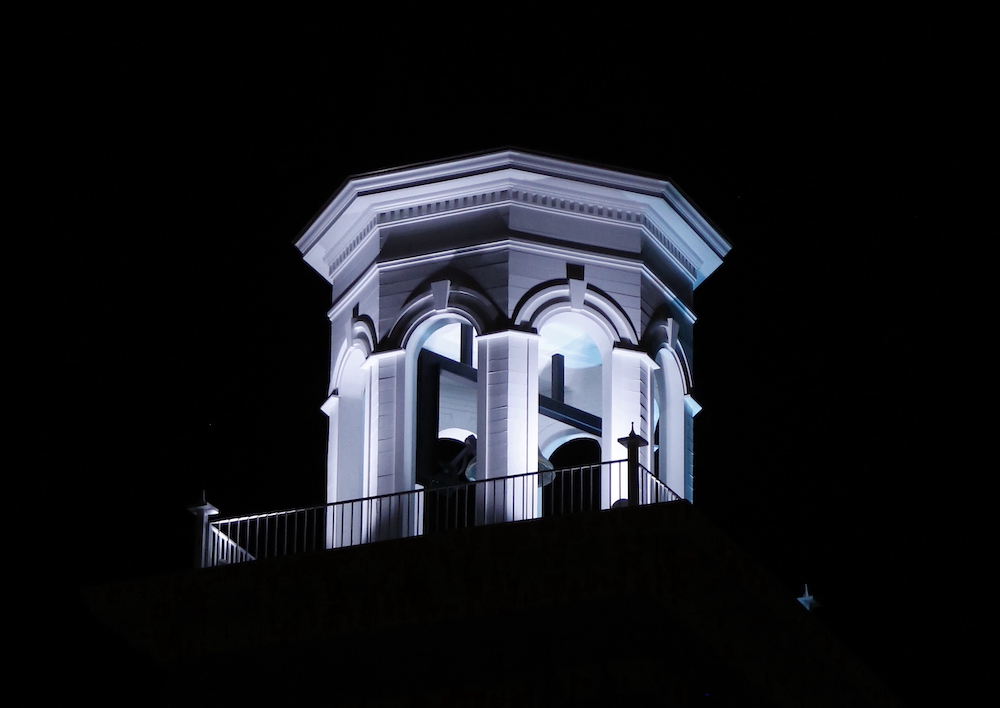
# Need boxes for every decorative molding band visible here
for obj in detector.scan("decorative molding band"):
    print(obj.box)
[326,214,378,276]
[511,187,700,280]
[325,186,700,283]
[378,189,510,225]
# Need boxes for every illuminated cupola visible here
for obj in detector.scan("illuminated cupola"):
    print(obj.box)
[296,151,729,541]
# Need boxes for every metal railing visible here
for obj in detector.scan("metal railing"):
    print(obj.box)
[201,460,681,567]
[637,463,682,505]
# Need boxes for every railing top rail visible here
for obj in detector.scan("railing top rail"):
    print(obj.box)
[199,459,684,568]
[209,459,632,526]
[210,506,325,526]
[637,463,682,499]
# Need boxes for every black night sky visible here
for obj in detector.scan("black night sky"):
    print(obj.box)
[22,8,986,705]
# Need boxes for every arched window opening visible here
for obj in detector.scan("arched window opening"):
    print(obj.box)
[535,314,609,517]
[414,320,479,489]
[536,318,604,467]
[539,320,602,417]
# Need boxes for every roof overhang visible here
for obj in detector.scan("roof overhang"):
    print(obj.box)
[296,150,731,289]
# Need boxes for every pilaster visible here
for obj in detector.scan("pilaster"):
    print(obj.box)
[603,346,654,507]
[477,330,540,521]
[369,349,408,496]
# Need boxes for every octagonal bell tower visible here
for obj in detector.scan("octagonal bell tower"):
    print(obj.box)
[296,151,728,536]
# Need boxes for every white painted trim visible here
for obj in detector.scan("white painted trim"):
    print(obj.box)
[297,151,730,290]
[515,282,638,346]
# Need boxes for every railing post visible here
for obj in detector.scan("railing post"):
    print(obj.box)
[187,490,219,569]
[617,425,648,507]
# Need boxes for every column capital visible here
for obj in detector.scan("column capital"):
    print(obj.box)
[475,328,540,343]
[365,347,406,364]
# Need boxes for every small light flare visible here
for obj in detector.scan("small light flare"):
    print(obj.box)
[798,583,820,611]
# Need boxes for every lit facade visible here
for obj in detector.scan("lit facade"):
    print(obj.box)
[296,151,729,540]
[93,168,898,703]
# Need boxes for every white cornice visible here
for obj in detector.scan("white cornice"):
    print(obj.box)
[297,151,731,289]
